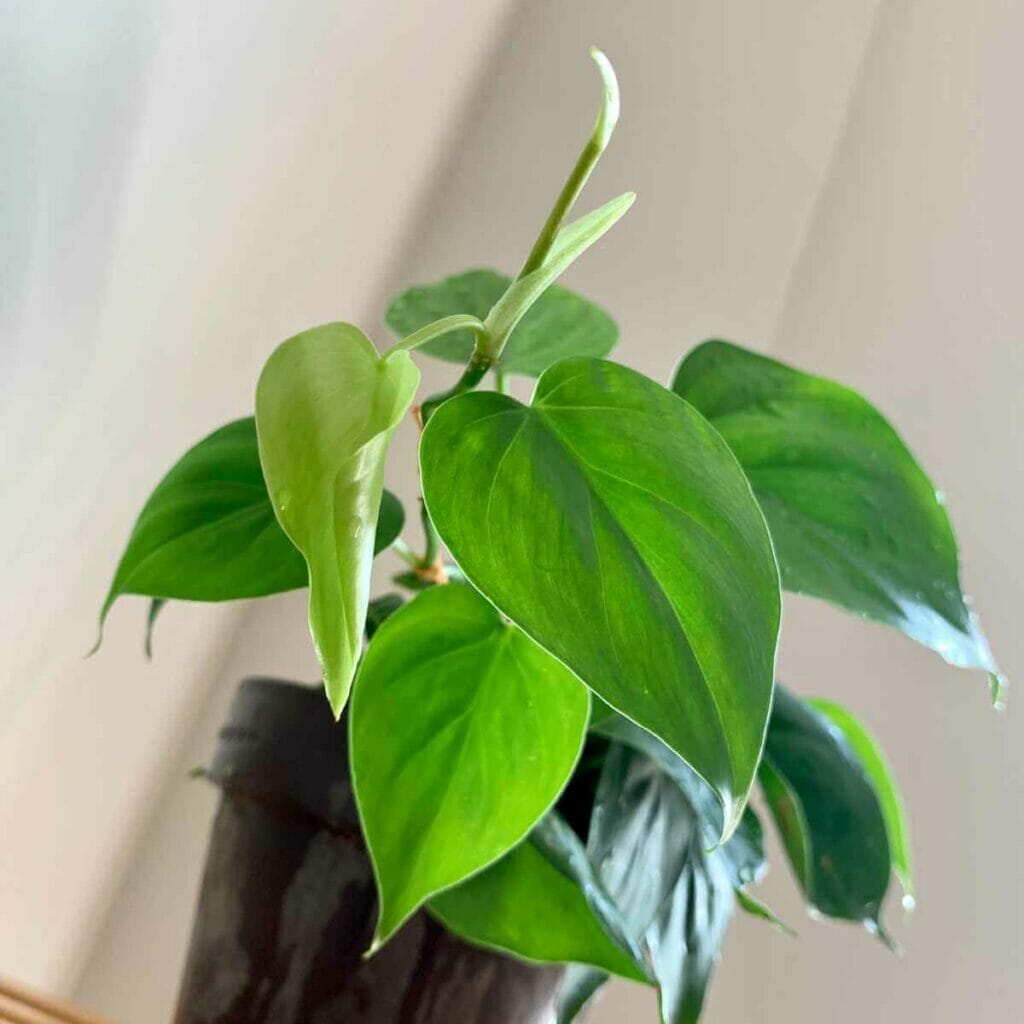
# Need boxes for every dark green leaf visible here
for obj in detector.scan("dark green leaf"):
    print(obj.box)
[761,687,892,935]
[593,708,783,927]
[530,811,649,971]
[350,584,589,948]
[555,966,609,1024]
[143,598,166,659]
[364,593,404,639]
[429,828,643,979]
[101,416,405,656]
[672,340,997,679]
[256,323,419,714]
[421,357,781,836]
[373,489,406,553]
[587,743,737,1024]
[809,698,914,902]
[386,269,618,377]
[96,418,307,641]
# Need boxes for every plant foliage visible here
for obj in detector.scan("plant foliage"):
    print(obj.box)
[98,48,1000,1022]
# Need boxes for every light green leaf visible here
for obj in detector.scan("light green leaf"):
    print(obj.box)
[256,323,418,714]
[429,828,643,979]
[350,584,589,948]
[421,357,781,836]
[385,269,618,377]
[809,697,914,902]
[672,340,997,679]
[735,888,795,935]
[483,193,634,356]
[761,687,892,938]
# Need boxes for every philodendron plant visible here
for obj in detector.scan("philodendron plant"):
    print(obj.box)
[98,51,1002,1023]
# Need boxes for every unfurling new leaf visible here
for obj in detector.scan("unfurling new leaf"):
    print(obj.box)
[386,269,618,377]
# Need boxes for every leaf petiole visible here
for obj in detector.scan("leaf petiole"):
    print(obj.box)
[383,313,487,358]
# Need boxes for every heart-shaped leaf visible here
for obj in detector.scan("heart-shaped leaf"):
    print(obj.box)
[96,418,307,636]
[350,584,589,948]
[429,822,643,979]
[421,357,781,835]
[256,323,418,714]
[808,697,913,902]
[672,341,998,682]
[96,417,404,654]
[386,269,618,377]
[761,687,892,937]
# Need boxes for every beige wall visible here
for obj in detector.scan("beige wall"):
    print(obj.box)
[3,1,1020,1021]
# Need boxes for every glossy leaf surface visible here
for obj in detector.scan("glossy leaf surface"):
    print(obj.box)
[587,743,741,1024]
[762,687,891,932]
[256,323,418,714]
[809,698,914,900]
[386,269,617,377]
[97,418,307,635]
[429,828,642,979]
[672,340,996,676]
[350,584,589,948]
[421,357,781,835]
[101,413,404,651]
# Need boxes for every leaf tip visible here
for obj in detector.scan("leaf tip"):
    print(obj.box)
[989,672,1008,711]
[867,916,901,955]
[587,47,620,148]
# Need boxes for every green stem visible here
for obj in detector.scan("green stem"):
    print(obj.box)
[419,500,440,567]
[518,50,619,277]
[383,314,486,358]
[422,49,620,419]
[391,537,419,567]
[419,351,493,424]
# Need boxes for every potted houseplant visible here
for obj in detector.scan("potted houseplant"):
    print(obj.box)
[96,50,1003,1023]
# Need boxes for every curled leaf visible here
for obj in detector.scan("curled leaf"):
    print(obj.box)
[256,323,418,714]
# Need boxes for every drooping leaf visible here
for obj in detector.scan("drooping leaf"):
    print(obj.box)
[809,697,914,902]
[586,743,739,1024]
[429,828,643,979]
[761,687,892,935]
[99,414,406,657]
[421,357,781,836]
[350,584,589,948]
[256,323,419,714]
[672,340,997,679]
[96,418,307,638]
[385,269,618,377]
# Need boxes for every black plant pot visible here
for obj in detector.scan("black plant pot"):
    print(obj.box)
[173,677,563,1024]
